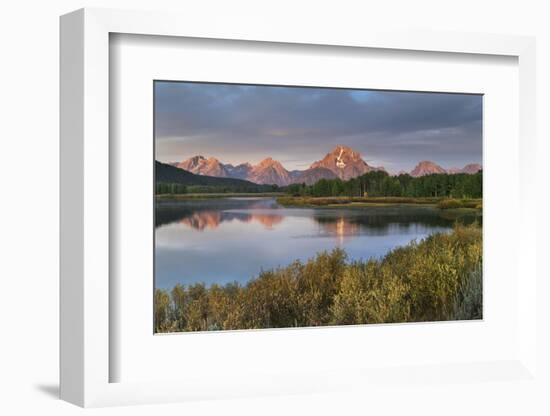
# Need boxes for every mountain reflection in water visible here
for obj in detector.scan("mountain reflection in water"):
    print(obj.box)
[155,197,478,288]
[177,210,284,231]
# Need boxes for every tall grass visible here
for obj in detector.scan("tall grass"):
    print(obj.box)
[437,198,482,210]
[155,224,482,332]
[451,264,482,320]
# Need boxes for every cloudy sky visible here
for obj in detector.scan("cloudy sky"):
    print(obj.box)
[154,81,482,173]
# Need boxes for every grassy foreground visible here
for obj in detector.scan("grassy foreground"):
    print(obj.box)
[155,224,482,333]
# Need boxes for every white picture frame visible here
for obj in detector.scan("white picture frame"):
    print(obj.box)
[60,8,538,408]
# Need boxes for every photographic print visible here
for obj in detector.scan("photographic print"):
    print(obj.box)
[154,81,482,333]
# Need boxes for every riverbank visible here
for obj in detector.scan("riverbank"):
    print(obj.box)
[276,195,482,210]
[155,223,482,332]
[155,193,482,212]
[156,192,285,200]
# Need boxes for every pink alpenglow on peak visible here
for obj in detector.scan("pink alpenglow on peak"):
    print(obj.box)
[410,161,447,177]
[309,145,376,180]
[248,158,292,186]
[461,163,482,174]
[409,161,481,177]
[171,147,481,186]
[177,155,230,177]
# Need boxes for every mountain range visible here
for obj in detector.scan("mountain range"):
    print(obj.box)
[167,145,481,186]
[409,161,482,177]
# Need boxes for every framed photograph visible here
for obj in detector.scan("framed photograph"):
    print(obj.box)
[60,8,538,408]
[153,80,483,334]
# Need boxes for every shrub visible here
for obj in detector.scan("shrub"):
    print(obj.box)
[451,265,482,320]
[438,199,463,209]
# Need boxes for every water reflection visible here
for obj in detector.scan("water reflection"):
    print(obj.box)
[177,210,284,231]
[322,217,359,244]
[156,197,280,228]
[155,197,478,288]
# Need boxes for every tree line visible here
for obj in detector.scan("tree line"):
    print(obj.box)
[156,183,188,194]
[284,171,482,199]
[155,224,482,332]
[156,183,280,195]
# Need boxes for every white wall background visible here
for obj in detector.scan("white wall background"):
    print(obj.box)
[0,1,548,415]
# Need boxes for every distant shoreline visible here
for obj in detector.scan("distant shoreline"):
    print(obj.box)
[155,192,285,200]
[276,195,482,210]
[155,193,482,213]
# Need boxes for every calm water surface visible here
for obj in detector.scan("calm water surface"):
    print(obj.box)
[155,197,475,289]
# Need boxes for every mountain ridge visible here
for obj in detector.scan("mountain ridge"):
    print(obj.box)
[410,161,482,177]
[248,158,293,186]
[309,145,379,180]
[155,161,274,192]
[169,146,481,185]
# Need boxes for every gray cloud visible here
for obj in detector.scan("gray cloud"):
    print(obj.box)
[154,81,482,173]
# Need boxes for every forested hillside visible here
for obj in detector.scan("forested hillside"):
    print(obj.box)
[155,161,277,193]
